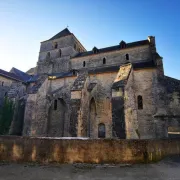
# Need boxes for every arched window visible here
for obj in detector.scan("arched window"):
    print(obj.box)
[106,97,110,109]
[83,61,86,67]
[137,95,143,109]
[47,52,50,59]
[2,81,4,86]
[74,44,76,50]
[126,54,129,60]
[103,57,106,64]
[54,42,58,49]
[54,100,57,110]
[72,70,76,75]
[98,123,106,138]
[59,49,62,57]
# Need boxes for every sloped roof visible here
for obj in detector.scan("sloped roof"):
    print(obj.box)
[132,60,156,69]
[163,76,180,93]
[10,67,31,82]
[0,68,23,82]
[73,40,149,58]
[27,75,47,94]
[71,71,88,91]
[26,67,35,75]
[48,71,75,79]
[48,28,72,41]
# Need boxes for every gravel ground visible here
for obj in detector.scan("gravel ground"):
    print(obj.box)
[0,156,180,180]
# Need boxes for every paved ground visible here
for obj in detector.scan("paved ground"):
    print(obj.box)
[0,156,180,180]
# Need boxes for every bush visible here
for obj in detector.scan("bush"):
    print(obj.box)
[0,97,14,135]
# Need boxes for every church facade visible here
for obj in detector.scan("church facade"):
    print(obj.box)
[1,28,180,139]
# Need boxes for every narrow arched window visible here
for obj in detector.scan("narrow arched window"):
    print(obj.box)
[54,42,58,49]
[103,57,106,64]
[54,100,57,110]
[74,44,76,50]
[59,49,62,57]
[126,54,129,60]
[2,81,4,86]
[137,95,143,109]
[98,123,106,138]
[83,61,86,67]
[47,52,50,59]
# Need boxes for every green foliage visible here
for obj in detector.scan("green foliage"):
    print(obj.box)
[0,97,14,135]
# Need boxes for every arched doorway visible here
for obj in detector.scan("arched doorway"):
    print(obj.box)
[98,123,106,138]
[48,98,66,137]
[88,98,96,137]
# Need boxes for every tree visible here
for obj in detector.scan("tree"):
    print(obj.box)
[0,97,14,135]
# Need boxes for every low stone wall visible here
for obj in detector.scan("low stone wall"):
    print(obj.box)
[0,136,180,164]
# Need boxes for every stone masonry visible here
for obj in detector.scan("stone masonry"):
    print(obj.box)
[1,28,180,139]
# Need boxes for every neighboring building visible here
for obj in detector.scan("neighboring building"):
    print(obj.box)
[0,68,29,107]
[2,28,180,139]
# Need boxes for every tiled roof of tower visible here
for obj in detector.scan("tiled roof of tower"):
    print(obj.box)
[72,40,149,58]
[48,28,72,41]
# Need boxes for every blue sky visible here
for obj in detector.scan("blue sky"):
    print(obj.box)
[0,0,179,79]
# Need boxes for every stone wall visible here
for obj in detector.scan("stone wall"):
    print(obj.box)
[36,34,85,74]
[78,72,117,138]
[0,136,180,164]
[71,45,151,70]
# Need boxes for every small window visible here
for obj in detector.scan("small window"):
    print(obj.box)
[54,42,58,49]
[59,49,62,57]
[72,70,76,75]
[137,95,143,109]
[74,44,76,50]
[98,123,106,138]
[54,100,57,110]
[103,58,106,64]
[83,61,86,67]
[47,52,50,59]
[2,81,4,86]
[126,54,129,60]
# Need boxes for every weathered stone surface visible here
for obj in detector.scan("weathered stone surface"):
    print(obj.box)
[1,28,180,139]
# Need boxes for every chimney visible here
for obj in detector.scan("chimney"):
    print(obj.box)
[148,36,156,46]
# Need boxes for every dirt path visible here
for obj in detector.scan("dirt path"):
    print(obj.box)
[0,156,180,180]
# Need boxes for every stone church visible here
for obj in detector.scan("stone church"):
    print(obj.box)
[0,28,180,139]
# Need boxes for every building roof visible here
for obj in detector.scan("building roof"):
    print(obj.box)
[27,75,47,94]
[26,67,35,75]
[132,60,156,69]
[48,28,72,41]
[163,76,180,93]
[72,40,149,58]
[10,67,31,82]
[48,71,75,80]
[0,68,24,82]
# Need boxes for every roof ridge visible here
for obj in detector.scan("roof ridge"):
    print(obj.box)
[48,28,72,41]
[72,39,149,58]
